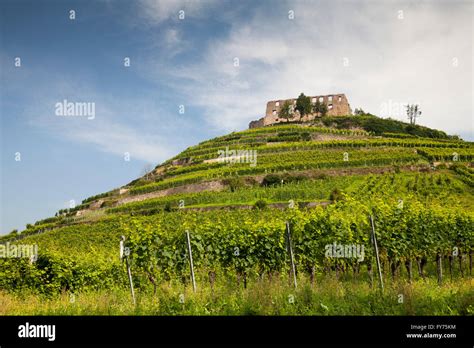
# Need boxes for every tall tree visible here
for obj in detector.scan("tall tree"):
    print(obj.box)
[319,103,328,117]
[313,100,322,114]
[296,93,312,118]
[406,105,413,124]
[412,104,422,125]
[278,100,293,121]
[406,104,422,125]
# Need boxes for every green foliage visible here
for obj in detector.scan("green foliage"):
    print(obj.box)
[329,188,344,202]
[296,93,312,117]
[222,177,245,192]
[3,186,472,296]
[254,199,268,210]
[267,131,311,142]
[417,148,473,162]
[321,115,451,139]
[2,110,472,310]
[319,103,328,117]
[81,191,114,204]
[2,276,473,315]
[313,100,321,114]
[278,100,293,120]
[451,164,474,187]
[262,174,282,187]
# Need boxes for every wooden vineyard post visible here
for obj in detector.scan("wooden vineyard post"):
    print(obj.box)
[286,222,298,289]
[436,253,443,286]
[119,236,124,261]
[369,215,384,292]
[120,235,136,305]
[186,230,197,293]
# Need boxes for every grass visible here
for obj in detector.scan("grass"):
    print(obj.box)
[1,275,472,316]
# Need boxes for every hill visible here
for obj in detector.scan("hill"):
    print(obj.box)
[1,115,473,315]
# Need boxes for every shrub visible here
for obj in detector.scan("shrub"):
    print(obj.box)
[300,132,311,141]
[282,173,307,183]
[329,188,344,202]
[261,174,282,187]
[223,177,245,192]
[164,202,173,212]
[254,199,268,210]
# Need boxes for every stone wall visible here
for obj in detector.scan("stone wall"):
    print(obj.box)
[249,93,352,128]
[249,118,265,129]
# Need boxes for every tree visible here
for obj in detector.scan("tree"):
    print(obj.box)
[295,93,312,118]
[278,100,293,121]
[261,174,281,187]
[312,99,328,117]
[141,163,154,181]
[313,100,322,114]
[319,103,328,117]
[412,105,422,125]
[406,104,422,125]
[354,108,365,115]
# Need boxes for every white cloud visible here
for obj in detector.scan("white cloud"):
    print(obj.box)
[68,121,172,163]
[137,0,217,25]
[14,72,179,164]
[156,0,473,137]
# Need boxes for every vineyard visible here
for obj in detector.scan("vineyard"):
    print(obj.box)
[1,117,473,315]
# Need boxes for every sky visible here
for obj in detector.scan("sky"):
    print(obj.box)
[0,0,473,234]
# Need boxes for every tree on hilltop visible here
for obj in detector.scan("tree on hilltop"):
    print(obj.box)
[278,100,293,121]
[313,100,322,114]
[406,104,422,125]
[296,93,312,118]
[319,103,328,117]
[313,99,328,117]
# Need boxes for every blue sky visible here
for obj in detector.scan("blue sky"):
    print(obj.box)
[1,0,473,234]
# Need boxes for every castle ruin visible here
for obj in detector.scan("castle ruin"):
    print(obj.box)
[249,93,352,129]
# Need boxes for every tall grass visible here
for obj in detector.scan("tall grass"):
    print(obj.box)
[1,275,472,316]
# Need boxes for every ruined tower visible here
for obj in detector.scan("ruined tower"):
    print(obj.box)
[249,93,352,129]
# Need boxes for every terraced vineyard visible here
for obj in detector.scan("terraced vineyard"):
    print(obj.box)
[1,116,473,315]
